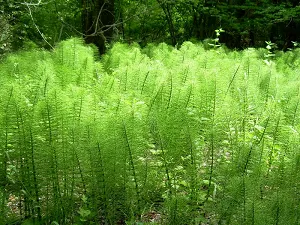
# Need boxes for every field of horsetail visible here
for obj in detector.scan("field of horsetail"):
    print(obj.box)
[1,38,300,224]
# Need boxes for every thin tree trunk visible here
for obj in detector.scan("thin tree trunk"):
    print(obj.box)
[82,0,114,54]
[157,0,177,45]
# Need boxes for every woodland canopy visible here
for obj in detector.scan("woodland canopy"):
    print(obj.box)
[1,0,300,55]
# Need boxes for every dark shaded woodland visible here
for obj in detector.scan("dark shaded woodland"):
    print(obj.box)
[1,0,300,55]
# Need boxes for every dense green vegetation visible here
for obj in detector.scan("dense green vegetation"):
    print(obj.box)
[1,0,300,56]
[1,39,300,224]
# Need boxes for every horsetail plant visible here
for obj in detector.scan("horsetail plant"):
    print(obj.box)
[1,38,300,224]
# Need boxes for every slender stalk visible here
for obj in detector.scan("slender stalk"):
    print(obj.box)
[96,142,107,221]
[225,65,240,97]
[166,74,173,109]
[71,129,87,194]
[243,117,269,174]
[29,127,41,221]
[267,115,280,177]
[157,130,172,195]
[148,84,164,113]
[186,127,198,221]
[1,87,13,221]
[292,87,300,127]
[16,107,26,218]
[184,85,192,109]
[124,66,128,91]
[140,71,150,95]
[205,78,216,202]
[122,122,140,204]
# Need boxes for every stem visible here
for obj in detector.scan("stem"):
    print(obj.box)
[148,84,164,113]
[267,115,280,177]
[29,127,41,221]
[122,122,140,202]
[225,65,240,97]
[140,71,150,95]
[167,74,173,109]
[206,79,216,202]
[96,142,107,220]
[184,85,192,109]
[1,87,13,220]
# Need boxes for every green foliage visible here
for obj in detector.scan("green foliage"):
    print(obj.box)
[2,0,300,53]
[264,41,278,61]
[208,28,225,49]
[0,0,81,51]
[1,38,300,224]
[0,15,12,57]
[116,0,300,49]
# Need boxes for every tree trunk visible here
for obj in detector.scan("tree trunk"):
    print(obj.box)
[156,0,177,46]
[82,0,114,55]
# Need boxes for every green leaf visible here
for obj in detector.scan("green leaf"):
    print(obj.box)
[78,208,91,218]
[51,222,60,225]
[81,194,87,203]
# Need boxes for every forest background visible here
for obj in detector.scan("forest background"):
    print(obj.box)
[1,0,300,56]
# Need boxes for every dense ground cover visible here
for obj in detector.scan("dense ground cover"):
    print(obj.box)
[1,39,300,224]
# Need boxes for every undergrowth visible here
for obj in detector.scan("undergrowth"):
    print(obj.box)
[0,38,300,224]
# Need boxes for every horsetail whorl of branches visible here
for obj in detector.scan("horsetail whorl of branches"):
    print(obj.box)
[0,38,300,224]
